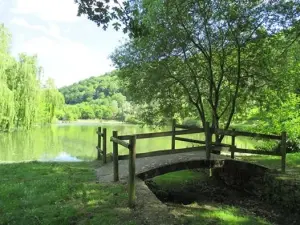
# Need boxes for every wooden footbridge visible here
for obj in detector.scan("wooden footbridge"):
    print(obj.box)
[95,120,287,207]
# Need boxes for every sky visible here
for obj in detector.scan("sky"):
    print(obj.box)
[0,0,126,87]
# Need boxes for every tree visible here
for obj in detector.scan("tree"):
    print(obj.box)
[106,0,300,142]
[0,24,15,131]
[39,78,65,123]
[0,24,65,131]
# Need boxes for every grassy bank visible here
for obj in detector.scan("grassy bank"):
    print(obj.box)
[0,162,136,225]
[238,152,300,175]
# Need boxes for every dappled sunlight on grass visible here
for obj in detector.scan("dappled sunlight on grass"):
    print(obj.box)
[169,202,271,225]
[0,161,136,225]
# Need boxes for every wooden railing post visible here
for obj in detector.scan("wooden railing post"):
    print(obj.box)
[231,129,236,159]
[103,128,107,164]
[128,135,136,208]
[205,122,211,160]
[281,131,287,173]
[97,127,102,160]
[171,119,176,150]
[113,131,119,181]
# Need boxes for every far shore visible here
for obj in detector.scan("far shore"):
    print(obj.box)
[56,119,135,125]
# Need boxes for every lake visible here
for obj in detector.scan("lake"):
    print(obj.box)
[0,121,255,163]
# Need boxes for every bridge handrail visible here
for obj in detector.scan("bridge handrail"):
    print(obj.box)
[117,128,205,140]
[214,128,281,140]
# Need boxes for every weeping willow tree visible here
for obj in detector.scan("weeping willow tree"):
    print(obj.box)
[0,24,15,131]
[39,78,65,124]
[0,24,65,131]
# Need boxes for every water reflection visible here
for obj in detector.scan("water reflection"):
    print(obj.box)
[39,152,82,162]
[0,122,255,163]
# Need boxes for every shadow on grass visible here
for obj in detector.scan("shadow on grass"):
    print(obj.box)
[0,161,136,225]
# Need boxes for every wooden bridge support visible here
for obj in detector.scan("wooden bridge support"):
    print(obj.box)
[96,127,107,164]
[204,122,212,160]
[231,129,236,159]
[281,131,287,173]
[171,119,176,150]
[97,127,102,160]
[113,131,119,182]
[128,135,136,207]
[102,128,107,164]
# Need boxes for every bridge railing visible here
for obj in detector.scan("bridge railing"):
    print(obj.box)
[97,120,287,207]
[96,127,107,164]
[214,128,287,172]
[108,120,210,207]
[110,131,136,207]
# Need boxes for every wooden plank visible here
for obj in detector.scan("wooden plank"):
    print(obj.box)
[215,129,281,140]
[113,131,119,182]
[175,136,206,145]
[110,136,130,149]
[231,129,235,159]
[118,146,206,160]
[118,131,173,140]
[205,122,212,160]
[171,119,176,150]
[103,128,107,164]
[212,143,232,147]
[96,146,102,153]
[128,136,136,208]
[281,131,287,172]
[233,148,281,156]
[118,128,205,140]
[175,124,201,130]
[97,127,101,160]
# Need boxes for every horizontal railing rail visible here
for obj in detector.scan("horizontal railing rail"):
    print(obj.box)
[215,128,281,140]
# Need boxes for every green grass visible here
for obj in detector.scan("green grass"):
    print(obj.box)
[0,162,136,225]
[169,202,271,225]
[152,170,206,189]
[238,152,300,175]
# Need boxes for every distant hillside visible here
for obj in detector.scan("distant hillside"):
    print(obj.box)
[57,71,139,123]
[59,71,124,104]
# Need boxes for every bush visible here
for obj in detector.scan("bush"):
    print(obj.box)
[125,115,142,124]
[255,139,300,154]
[182,118,201,127]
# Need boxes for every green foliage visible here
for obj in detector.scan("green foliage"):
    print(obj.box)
[245,93,300,152]
[58,72,140,122]
[182,118,201,127]
[109,0,300,137]
[0,24,64,131]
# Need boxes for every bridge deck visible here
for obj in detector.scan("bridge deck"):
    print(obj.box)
[96,150,227,182]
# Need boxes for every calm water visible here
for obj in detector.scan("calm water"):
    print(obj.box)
[0,121,255,163]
